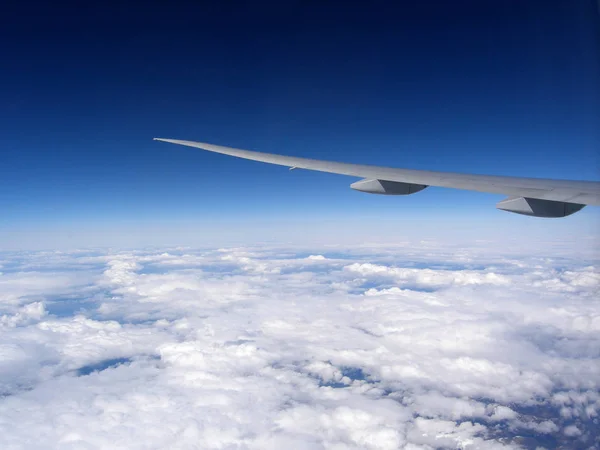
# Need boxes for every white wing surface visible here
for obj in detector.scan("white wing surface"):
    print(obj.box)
[154,138,600,217]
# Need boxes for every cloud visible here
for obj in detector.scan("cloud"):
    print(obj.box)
[0,245,598,448]
[344,263,510,288]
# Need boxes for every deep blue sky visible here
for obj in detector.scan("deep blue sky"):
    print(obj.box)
[1,1,599,248]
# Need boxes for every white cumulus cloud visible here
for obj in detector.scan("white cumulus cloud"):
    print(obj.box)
[0,244,598,449]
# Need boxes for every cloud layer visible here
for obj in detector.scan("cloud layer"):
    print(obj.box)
[0,245,598,449]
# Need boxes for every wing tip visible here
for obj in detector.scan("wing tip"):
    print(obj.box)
[154,138,180,144]
[153,138,213,149]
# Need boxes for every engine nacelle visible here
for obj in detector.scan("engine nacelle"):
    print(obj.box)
[350,178,427,195]
[496,196,585,218]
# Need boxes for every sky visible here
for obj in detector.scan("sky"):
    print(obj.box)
[1,0,599,249]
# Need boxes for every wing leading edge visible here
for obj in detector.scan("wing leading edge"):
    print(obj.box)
[153,138,600,217]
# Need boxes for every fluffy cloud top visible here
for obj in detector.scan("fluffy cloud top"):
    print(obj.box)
[0,244,598,449]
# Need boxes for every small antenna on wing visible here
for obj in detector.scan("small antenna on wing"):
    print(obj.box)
[289,166,297,171]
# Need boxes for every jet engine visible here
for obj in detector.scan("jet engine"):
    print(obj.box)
[496,196,585,218]
[350,178,427,195]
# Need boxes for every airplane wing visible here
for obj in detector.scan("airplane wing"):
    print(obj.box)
[153,138,600,218]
